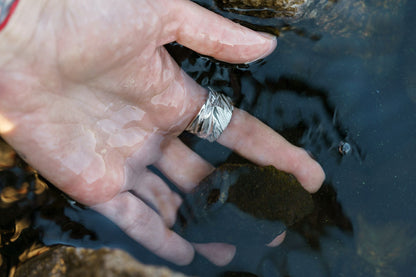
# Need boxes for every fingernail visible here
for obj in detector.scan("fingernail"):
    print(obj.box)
[245,34,277,64]
[266,231,286,247]
[258,31,277,40]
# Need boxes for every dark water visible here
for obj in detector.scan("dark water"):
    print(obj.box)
[1,0,416,276]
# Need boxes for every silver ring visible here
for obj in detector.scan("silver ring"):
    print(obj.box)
[186,88,234,142]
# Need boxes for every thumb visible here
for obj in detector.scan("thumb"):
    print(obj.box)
[170,0,277,64]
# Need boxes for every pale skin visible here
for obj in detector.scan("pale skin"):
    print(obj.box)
[0,0,325,266]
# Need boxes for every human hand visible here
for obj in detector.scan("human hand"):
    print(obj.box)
[0,0,325,265]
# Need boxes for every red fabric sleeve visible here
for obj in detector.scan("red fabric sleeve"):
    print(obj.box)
[0,0,20,32]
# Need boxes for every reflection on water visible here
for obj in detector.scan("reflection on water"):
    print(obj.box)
[1,0,416,276]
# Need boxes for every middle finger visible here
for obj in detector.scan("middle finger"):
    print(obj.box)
[154,138,214,193]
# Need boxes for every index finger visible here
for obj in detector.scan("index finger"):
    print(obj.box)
[217,109,325,193]
[169,0,277,64]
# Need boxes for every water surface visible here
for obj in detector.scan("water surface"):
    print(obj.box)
[1,0,415,276]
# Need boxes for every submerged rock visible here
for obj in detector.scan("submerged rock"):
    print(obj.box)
[214,0,406,38]
[323,215,416,277]
[174,164,314,245]
[0,138,16,168]
[13,245,189,277]
[215,0,316,20]
[354,215,416,276]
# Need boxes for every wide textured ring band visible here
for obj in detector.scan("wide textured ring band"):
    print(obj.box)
[185,88,234,142]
